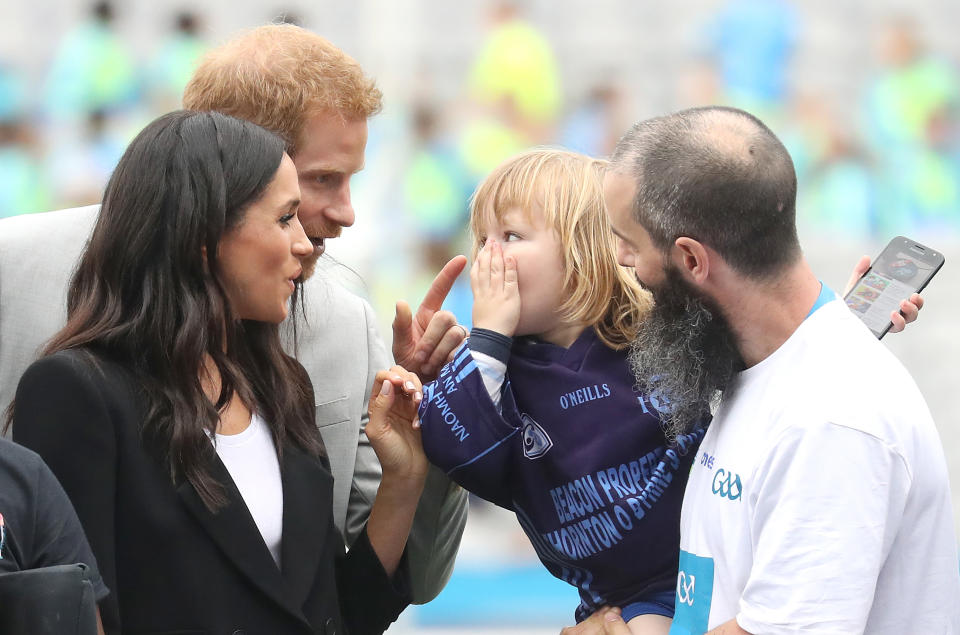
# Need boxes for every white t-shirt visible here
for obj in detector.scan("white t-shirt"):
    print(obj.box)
[215,413,284,566]
[671,298,960,635]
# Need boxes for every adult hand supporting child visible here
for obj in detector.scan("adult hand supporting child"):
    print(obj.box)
[560,606,633,635]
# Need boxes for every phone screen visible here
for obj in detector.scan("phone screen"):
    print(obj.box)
[844,237,943,338]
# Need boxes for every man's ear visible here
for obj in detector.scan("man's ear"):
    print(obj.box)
[672,237,710,284]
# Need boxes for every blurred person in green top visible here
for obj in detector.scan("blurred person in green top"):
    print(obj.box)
[469,1,561,127]
[864,17,960,236]
[460,1,561,181]
[44,1,138,122]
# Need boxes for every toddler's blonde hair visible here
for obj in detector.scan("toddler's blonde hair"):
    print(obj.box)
[469,148,652,349]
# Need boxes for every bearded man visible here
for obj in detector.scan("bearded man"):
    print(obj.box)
[598,106,960,634]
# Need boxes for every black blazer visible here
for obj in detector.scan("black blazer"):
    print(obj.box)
[13,349,409,635]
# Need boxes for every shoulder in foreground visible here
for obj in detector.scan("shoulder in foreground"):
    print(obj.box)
[802,301,910,375]
[763,301,924,412]
[784,305,932,432]
[0,436,45,470]
[21,348,124,391]
[0,205,100,244]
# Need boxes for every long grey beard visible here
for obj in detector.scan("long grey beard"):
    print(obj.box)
[628,269,744,441]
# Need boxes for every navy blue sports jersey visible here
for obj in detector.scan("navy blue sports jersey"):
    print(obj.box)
[419,328,705,622]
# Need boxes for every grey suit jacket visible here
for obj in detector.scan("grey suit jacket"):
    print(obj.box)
[0,206,467,603]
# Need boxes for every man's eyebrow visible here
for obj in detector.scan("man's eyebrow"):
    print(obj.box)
[298,166,339,175]
[609,226,630,243]
[299,163,366,175]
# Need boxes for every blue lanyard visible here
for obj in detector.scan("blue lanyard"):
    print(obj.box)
[805,281,836,320]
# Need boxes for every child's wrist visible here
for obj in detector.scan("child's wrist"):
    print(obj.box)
[469,328,513,363]
[473,318,513,337]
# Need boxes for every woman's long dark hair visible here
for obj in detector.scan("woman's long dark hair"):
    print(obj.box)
[40,110,320,510]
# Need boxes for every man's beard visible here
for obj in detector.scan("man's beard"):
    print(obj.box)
[301,250,322,281]
[300,220,342,280]
[628,265,744,441]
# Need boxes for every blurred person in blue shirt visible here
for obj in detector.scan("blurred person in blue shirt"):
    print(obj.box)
[560,82,629,160]
[0,68,49,218]
[403,103,474,328]
[43,109,126,209]
[703,0,799,114]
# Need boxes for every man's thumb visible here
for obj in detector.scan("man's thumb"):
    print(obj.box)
[844,255,872,296]
[393,300,413,341]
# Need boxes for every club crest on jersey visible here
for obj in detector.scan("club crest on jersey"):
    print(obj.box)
[646,376,674,414]
[521,414,553,459]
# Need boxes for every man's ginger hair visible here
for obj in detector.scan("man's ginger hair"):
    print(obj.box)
[183,24,382,154]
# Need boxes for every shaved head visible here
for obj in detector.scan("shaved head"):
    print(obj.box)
[610,106,800,279]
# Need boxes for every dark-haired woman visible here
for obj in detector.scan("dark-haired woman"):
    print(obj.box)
[11,110,426,635]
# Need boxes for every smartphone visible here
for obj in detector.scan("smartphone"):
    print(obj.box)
[843,236,945,339]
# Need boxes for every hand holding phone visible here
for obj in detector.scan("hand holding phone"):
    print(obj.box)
[843,236,944,338]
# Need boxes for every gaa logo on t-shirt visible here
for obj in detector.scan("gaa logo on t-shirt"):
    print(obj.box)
[521,414,553,459]
[711,468,742,501]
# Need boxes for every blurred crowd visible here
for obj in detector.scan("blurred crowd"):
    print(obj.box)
[3,2,959,255]
[2,2,959,238]
[0,2,205,215]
